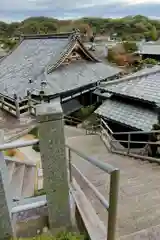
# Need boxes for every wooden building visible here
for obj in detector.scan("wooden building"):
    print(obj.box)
[0,30,122,118]
[95,65,160,145]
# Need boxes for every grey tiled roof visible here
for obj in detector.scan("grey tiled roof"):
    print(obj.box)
[0,33,122,100]
[0,36,72,99]
[139,43,160,55]
[25,60,122,97]
[101,66,160,105]
[95,99,158,131]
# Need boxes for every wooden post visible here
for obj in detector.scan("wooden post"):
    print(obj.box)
[1,96,4,109]
[27,90,32,114]
[15,101,20,118]
[127,134,131,154]
[0,130,13,239]
[14,94,20,118]
[36,99,71,233]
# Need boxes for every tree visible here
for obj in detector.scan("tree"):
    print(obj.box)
[150,26,158,41]
[123,42,138,53]
[0,15,160,45]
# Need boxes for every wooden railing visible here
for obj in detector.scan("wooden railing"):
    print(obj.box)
[82,117,160,163]
[98,119,160,163]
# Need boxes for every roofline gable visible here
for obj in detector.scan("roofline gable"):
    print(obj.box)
[21,31,74,40]
[77,39,100,62]
[1,29,100,68]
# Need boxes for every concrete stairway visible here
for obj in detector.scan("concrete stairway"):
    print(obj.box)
[66,133,160,240]
[5,157,36,199]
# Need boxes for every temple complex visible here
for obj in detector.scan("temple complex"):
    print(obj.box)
[0,30,121,119]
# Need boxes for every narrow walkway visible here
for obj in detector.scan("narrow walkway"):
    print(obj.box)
[67,133,160,240]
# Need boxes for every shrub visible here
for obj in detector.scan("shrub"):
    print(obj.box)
[74,105,96,120]
[143,58,158,65]
[123,41,138,53]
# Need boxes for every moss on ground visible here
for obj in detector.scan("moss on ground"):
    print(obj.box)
[13,231,85,240]
[33,188,46,197]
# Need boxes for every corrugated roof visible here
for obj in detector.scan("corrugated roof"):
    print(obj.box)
[95,99,158,131]
[101,66,160,105]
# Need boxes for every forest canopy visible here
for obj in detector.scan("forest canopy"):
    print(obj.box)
[0,15,160,50]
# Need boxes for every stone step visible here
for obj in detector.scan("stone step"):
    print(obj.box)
[22,166,36,197]
[11,163,25,199]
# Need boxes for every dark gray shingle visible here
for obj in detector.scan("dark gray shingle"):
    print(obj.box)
[95,99,158,131]
[101,66,160,105]
[30,60,122,96]
[0,35,122,100]
[0,37,70,98]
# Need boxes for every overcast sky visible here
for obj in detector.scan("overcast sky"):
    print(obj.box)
[0,0,160,22]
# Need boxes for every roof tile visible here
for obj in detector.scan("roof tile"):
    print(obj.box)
[95,99,158,131]
[101,66,160,105]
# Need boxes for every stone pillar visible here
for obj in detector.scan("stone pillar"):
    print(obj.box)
[36,99,71,233]
[0,130,13,239]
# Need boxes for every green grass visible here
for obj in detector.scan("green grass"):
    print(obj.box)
[13,231,85,240]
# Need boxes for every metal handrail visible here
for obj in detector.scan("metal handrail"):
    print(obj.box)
[66,144,120,240]
[72,163,109,209]
[111,139,160,145]
[66,144,117,174]
[113,129,160,135]
[0,124,119,240]
[0,139,39,151]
